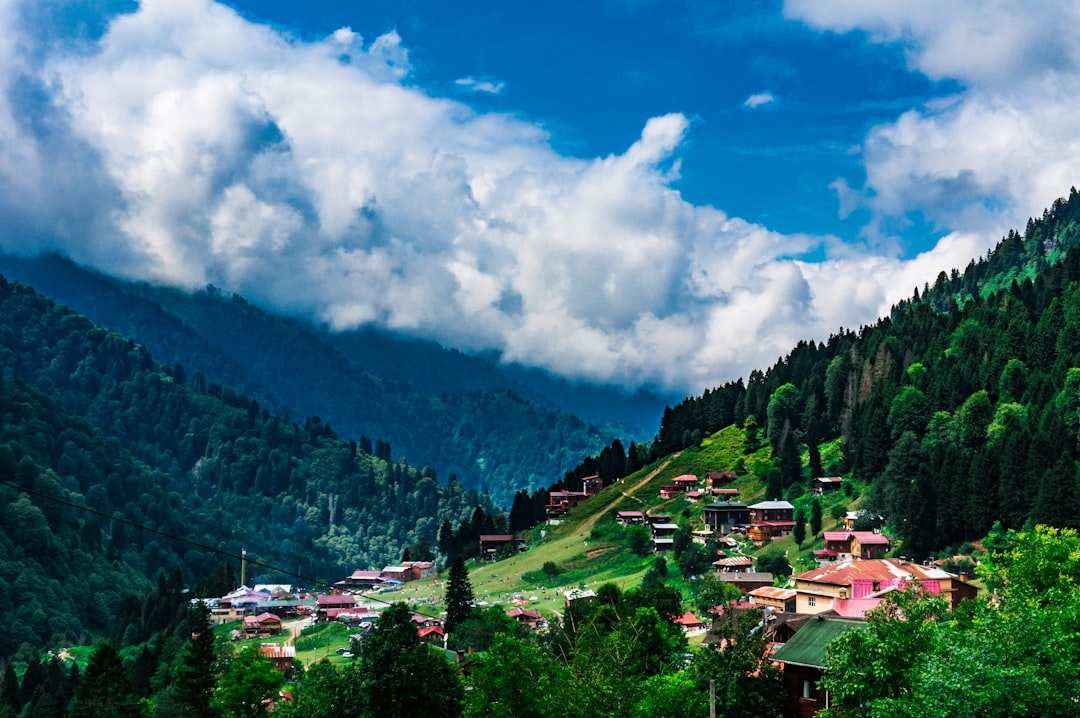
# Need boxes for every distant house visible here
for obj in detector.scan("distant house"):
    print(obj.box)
[772,617,868,718]
[548,490,588,517]
[659,485,681,499]
[260,644,296,679]
[713,555,755,573]
[823,531,891,560]
[685,490,705,502]
[615,510,645,526]
[645,513,673,525]
[479,534,526,558]
[706,471,738,489]
[401,561,436,580]
[243,612,282,638]
[748,586,797,613]
[712,487,740,498]
[673,611,704,632]
[716,572,774,594]
[811,476,844,495]
[564,588,596,606]
[506,607,544,629]
[747,500,796,544]
[672,474,699,490]
[418,625,445,643]
[337,570,384,591]
[650,522,679,538]
[653,537,674,553]
[582,475,604,496]
[316,594,356,622]
[703,502,750,534]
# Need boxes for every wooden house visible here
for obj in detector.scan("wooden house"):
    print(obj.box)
[772,617,868,718]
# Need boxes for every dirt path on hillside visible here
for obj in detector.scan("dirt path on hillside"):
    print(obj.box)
[575,455,677,535]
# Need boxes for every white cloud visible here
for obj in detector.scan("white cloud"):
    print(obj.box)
[0,0,1068,397]
[786,0,1080,248]
[743,91,775,108]
[455,76,506,95]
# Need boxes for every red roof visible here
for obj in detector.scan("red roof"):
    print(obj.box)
[317,594,356,607]
[674,611,703,627]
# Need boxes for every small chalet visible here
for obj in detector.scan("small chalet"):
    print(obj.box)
[659,485,681,499]
[316,594,356,621]
[748,586,797,613]
[772,617,868,718]
[582,475,604,495]
[692,528,715,545]
[673,612,705,632]
[260,644,296,679]
[705,471,738,489]
[747,500,796,544]
[793,558,978,614]
[811,476,844,495]
[712,487,740,498]
[713,555,754,573]
[653,537,674,552]
[220,586,268,610]
[823,531,891,560]
[716,572,774,594]
[685,490,705,502]
[615,510,645,526]
[650,523,679,538]
[337,570,384,591]
[645,513,673,525]
[672,474,699,490]
[401,561,437,580]
[547,490,588,517]
[506,607,544,629]
[243,612,282,638]
[564,588,596,606]
[418,625,445,643]
[703,502,750,534]
[479,534,526,558]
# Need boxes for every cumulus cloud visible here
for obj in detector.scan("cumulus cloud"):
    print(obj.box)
[0,0,1062,396]
[786,0,1080,246]
[743,91,775,108]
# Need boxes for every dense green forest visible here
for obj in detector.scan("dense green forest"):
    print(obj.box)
[560,189,1080,558]
[0,254,665,503]
[0,275,494,658]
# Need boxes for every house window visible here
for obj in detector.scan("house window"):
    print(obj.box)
[808,596,816,607]
[802,679,812,699]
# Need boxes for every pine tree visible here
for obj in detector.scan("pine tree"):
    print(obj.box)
[70,642,143,718]
[793,508,806,546]
[445,555,474,634]
[172,602,219,718]
[810,497,823,536]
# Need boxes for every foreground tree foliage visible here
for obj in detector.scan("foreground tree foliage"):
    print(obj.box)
[820,526,1080,718]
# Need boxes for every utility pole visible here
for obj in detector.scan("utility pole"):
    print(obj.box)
[240,547,246,588]
[710,679,716,718]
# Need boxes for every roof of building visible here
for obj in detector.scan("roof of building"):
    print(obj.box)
[749,500,795,510]
[651,523,680,530]
[260,645,296,659]
[795,558,957,586]
[771,617,867,668]
[316,594,357,606]
[749,586,796,601]
[813,476,844,484]
[717,572,774,583]
[823,531,891,545]
[506,607,543,620]
[673,474,699,483]
[674,611,703,626]
[713,555,754,567]
[616,510,644,517]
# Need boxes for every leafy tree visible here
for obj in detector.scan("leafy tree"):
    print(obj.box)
[274,661,361,718]
[830,504,846,527]
[357,602,464,718]
[755,551,790,577]
[694,574,741,614]
[69,642,144,718]
[464,634,563,718]
[445,555,474,634]
[213,645,283,718]
[629,672,707,718]
[691,608,784,718]
[447,606,528,652]
[625,525,651,557]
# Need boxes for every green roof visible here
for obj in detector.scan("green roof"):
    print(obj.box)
[771,617,867,669]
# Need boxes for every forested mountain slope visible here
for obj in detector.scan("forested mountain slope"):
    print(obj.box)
[0,254,653,503]
[596,190,1080,558]
[0,275,488,657]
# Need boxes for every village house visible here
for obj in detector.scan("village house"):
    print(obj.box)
[772,616,868,718]
[564,588,596,606]
[547,490,588,516]
[260,644,296,679]
[315,593,357,622]
[792,558,978,615]
[747,500,796,544]
[810,476,844,495]
[712,555,755,573]
[337,570,384,591]
[418,625,445,643]
[653,536,674,552]
[479,534,526,559]
[659,485,682,499]
[716,571,774,594]
[645,513,673,525]
[703,501,750,534]
[582,475,604,495]
[711,487,740,498]
[748,586,797,613]
[672,474,699,490]
[821,530,891,560]
[673,611,705,632]
[506,607,544,629]
[614,510,645,526]
[685,490,705,502]
[243,612,282,638]
[705,471,738,489]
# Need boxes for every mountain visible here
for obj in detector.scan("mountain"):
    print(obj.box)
[0,275,492,656]
[0,254,670,504]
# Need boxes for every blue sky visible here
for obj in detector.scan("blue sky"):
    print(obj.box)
[1,0,1078,394]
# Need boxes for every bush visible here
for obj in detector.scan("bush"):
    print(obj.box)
[542,561,564,577]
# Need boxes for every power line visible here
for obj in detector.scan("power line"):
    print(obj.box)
[0,478,447,619]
